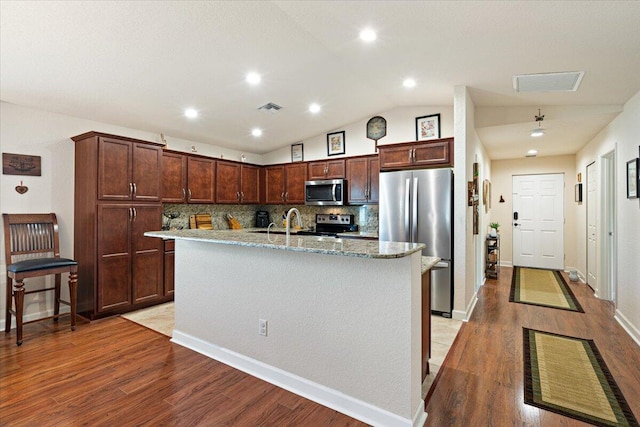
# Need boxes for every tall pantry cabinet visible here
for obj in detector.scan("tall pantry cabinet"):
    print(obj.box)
[72,131,171,319]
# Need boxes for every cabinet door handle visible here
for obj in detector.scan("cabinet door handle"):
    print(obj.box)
[182,188,186,200]
[241,191,245,201]
[236,191,240,201]
[187,189,192,201]
[129,207,133,220]
[281,192,285,202]
[133,207,137,221]
[129,183,133,197]
[132,183,137,198]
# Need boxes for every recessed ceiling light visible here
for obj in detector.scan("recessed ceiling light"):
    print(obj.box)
[530,128,545,137]
[246,72,261,85]
[251,128,263,137]
[527,149,538,156]
[309,103,321,114]
[403,78,416,88]
[359,28,377,42]
[184,108,198,119]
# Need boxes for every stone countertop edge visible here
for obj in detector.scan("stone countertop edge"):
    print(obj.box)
[421,256,441,274]
[145,229,424,259]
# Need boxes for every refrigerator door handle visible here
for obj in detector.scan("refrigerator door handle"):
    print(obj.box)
[404,178,411,241]
[412,176,418,243]
[433,260,449,269]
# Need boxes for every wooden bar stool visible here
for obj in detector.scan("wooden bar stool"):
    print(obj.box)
[3,213,78,346]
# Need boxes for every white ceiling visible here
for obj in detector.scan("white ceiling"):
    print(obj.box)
[2,1,639,160]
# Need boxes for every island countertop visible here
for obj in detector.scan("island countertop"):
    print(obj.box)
[145,229,424,259]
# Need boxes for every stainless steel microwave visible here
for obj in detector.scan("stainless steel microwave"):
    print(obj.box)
[305,179,346,206]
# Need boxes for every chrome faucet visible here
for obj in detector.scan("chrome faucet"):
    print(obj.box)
[285,208,303,239]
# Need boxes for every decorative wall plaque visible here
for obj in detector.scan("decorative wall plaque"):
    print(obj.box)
[2,153,41,176]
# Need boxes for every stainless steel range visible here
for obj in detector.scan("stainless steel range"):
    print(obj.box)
[298,214,358,237]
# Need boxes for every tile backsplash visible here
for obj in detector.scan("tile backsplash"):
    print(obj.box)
[162,203,378,232]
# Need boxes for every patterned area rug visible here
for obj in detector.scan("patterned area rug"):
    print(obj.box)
[523,328,639,426]
[510,267,584,312]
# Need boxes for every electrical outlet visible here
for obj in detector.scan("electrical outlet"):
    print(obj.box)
[258,319,268,336]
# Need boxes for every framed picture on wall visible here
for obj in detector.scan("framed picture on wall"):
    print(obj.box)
[627,158,638,199]
[291,143,304,162]
[415,114,440,141]
[327,131,345,156]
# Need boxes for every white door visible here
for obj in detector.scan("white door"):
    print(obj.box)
[513,174,565,269]
[587,162,598,293]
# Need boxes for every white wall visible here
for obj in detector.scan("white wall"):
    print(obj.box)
[452,86,488,320]
[575,90,640,343]
[262,106,453,164]
[491,155,578,269]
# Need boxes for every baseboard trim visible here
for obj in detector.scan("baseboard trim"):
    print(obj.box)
[614,309,640,347]
[452,292,477,322]
[171,330,425,427]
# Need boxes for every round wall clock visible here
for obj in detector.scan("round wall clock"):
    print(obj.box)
[366,116,387,142]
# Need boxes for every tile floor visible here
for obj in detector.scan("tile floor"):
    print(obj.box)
[121,303,462,398]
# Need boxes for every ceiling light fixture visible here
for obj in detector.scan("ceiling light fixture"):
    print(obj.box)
[246,72,261,85]
[526,149,538,157]
[251,128,262,137]
[309,103,321,114]
[184,108,198,119]
[530,108,545,137]
[359,28,377,42]
[403,78,416,88]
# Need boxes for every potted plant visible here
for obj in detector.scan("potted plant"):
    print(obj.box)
[489,222,500,237]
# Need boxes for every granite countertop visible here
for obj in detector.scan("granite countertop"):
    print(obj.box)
[421,256,441,274]
[145,229,424,259]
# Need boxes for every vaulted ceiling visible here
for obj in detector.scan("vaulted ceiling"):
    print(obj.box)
[2,1,639,159]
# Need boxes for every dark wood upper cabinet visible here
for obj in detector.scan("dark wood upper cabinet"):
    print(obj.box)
[240,164,260,204]
[378,138,453,171]
[216,161,261,204]
[162,151,188,203]
[97,137,161,201]
[216,160,242,203]
[263,163,306,204]
[265,165,286,204]
[308,159,345,180]
[186,156,215,203]
[284,163,307,204]
[346,155,379,204]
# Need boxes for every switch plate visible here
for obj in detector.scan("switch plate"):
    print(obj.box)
[259,319,268,336]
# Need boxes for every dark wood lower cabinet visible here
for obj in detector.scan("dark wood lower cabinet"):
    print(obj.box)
[82,203,169,319]
[164,240,175,296]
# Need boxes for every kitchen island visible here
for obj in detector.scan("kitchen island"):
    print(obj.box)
[146,229,438,427]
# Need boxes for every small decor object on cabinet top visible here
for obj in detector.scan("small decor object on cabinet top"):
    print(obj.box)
[415,113,440,141]
[327,131,345,156]
[291,143,304,162]
[489,222,499,237]
[627,158,638,199]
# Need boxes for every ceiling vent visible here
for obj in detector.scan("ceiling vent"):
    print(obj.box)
[258,102,283,112]
[513,71,585,92]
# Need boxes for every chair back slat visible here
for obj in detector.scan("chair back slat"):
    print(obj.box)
[3,213,61,266]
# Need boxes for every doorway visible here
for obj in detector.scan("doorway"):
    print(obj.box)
[601,151,617,302]
[512,174,565,269]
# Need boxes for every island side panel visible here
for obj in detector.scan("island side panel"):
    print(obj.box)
[173,239,423,423]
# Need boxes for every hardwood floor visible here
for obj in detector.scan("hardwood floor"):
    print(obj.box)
[0,316,367,426]
[3,266,639,426]
[425,267,640,426]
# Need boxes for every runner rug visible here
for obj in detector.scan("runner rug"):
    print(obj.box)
[510,266,584,312]
[523,328,639,427]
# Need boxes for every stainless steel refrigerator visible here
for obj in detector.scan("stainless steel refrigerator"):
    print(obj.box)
[379,168,454,317]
